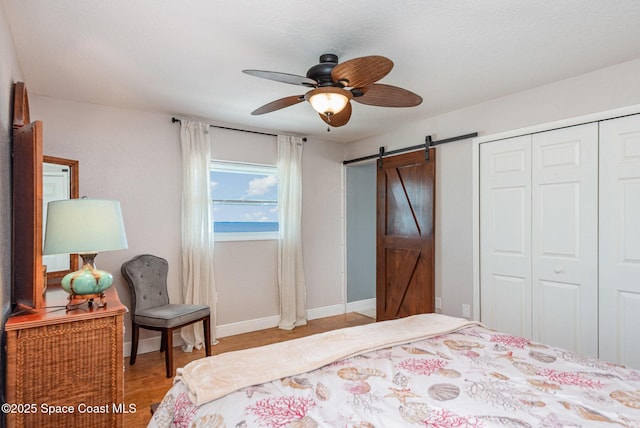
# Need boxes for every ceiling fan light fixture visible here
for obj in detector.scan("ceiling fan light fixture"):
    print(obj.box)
[306,87,352,116]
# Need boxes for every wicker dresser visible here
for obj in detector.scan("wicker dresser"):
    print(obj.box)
[5,285,127,428]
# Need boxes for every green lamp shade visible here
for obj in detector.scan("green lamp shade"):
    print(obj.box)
[43,198,128,297]
[43,198,128,255]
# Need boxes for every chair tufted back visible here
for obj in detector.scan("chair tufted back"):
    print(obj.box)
[121,254,170,315]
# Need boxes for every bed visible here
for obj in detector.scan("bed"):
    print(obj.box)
[149,313,640,427]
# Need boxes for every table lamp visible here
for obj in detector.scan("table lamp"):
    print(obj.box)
[43,198,128,310]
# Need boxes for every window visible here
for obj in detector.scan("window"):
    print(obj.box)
[210,161,278,241]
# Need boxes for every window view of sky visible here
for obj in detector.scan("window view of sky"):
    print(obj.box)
[210,170,278,231]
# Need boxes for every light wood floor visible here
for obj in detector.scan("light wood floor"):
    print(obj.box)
[123,312,374,427]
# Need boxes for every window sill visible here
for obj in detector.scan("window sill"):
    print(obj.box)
[214,231,279,242]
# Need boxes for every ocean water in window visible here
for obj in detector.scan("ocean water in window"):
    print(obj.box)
[211,162,278,234]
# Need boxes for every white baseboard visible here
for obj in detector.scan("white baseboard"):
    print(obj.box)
[215,314,280,338]
[346,298,376,315]
[124,299,376,357]
[307,303,345,320]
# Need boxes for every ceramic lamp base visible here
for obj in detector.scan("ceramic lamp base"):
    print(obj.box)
[61,253,113,311]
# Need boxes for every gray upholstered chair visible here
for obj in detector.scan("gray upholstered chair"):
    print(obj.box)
[121,254,211,377]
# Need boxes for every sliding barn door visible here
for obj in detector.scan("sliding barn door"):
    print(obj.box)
[376,149,435,321]
[600,114,640,369]
[531,124,598,357]
[480,136,532,338]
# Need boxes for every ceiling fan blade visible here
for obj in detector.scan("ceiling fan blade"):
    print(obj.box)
[331,56,393,88]
[243,69,317,87]
[251,95,305,115]
[353,84,423,107]
[319,101,352,127]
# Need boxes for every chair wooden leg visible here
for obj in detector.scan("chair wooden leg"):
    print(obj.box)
[160,331,166,353]
[204,315,212,357]
[130,323,139,365]
[165,328,174,378]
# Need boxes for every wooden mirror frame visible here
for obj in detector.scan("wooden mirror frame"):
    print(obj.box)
[12,82,44,308]
[43,155,79,280]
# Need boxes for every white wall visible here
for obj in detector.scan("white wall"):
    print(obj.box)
[208,127,280,330]
[209,128,348,332]
[18,47,640,354]
[30,97,182,347]
[345,58,640,320]
[302,138,346,315]
[30,96,346,349]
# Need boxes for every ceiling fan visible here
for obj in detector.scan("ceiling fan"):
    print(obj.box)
[243,54,423,128]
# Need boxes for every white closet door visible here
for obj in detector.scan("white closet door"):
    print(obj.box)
[531,124,598,356]
[480,136,532,338]
[600,114,640,369]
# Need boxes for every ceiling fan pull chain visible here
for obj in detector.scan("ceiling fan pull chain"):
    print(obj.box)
[325,112,332,132]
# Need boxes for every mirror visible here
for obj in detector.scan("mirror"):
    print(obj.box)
[42,155,79,279]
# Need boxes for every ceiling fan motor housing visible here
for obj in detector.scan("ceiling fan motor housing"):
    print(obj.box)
[306,54,341,87]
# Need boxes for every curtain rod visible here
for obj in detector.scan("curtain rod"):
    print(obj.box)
[171,117,307,141]
[343,132,478,165]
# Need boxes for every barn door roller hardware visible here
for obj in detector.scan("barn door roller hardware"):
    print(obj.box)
[425,135,433,161]
[344,132,478,166]
[377,146,385,169]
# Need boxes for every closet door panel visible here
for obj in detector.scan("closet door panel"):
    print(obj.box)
[600,114,640,369]
[480,136,531,338]
[537,280,582,350]
[532,123,598,356]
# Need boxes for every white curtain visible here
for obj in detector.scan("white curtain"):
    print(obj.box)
[179,120,217,350]
[277,135,307,330]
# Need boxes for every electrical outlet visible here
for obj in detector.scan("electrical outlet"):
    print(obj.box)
[462,304,471,318]
[435,297,442,310]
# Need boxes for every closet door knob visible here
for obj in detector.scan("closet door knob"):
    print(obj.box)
[553,266,564,274]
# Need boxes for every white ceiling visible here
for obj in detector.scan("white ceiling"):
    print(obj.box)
[4,0,640,143]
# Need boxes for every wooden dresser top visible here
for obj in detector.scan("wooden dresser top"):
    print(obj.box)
[5,284,127,331]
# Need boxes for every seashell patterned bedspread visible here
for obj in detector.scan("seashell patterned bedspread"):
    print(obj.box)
[149,316,640,427]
